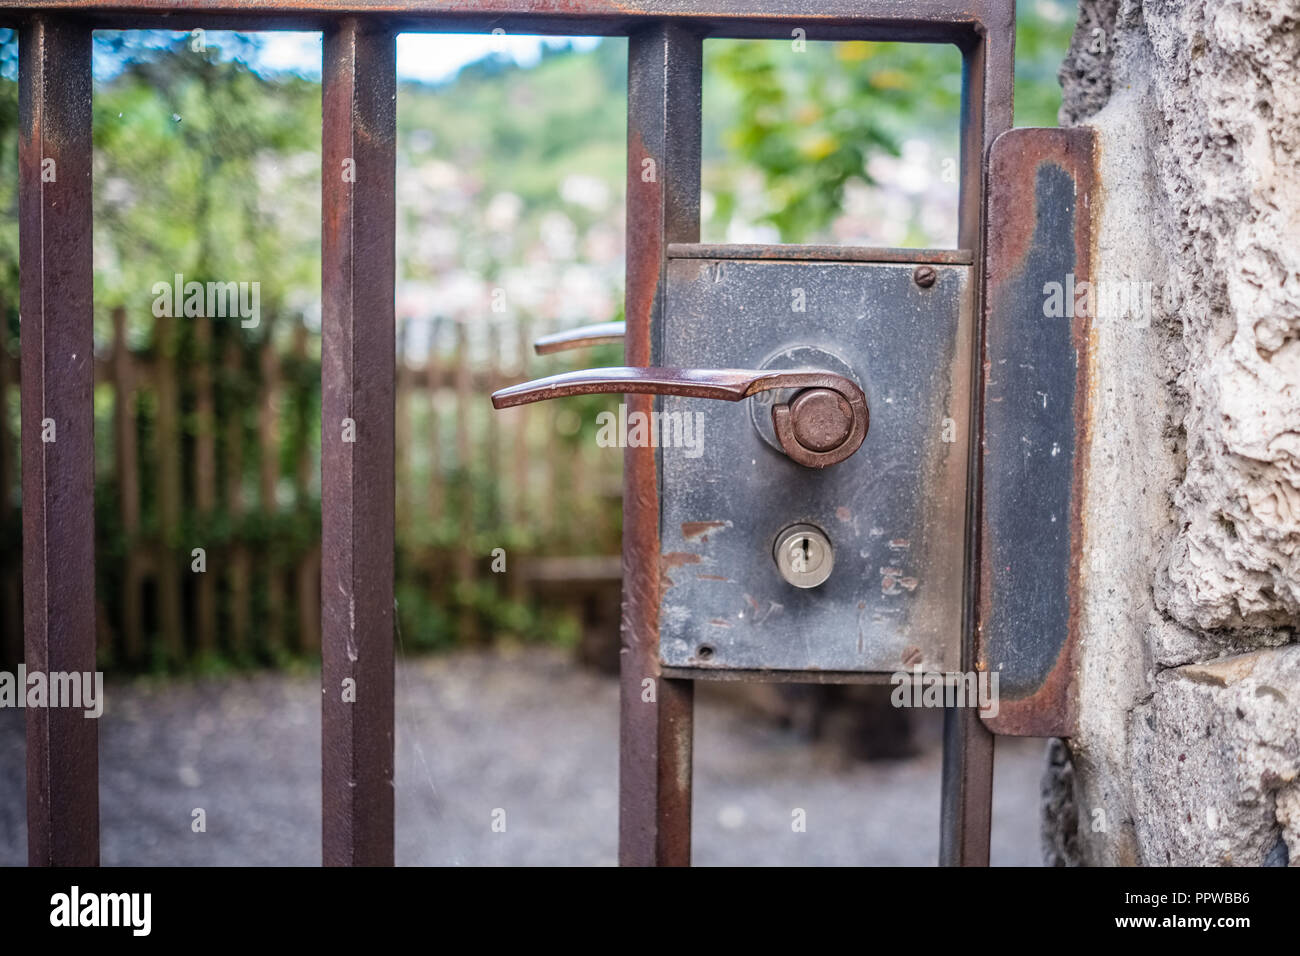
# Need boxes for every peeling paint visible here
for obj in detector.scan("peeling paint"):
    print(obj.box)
[681,519,729,542]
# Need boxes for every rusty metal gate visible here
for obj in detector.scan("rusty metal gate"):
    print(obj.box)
[10,0,1095,867]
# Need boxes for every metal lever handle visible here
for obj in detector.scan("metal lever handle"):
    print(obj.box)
[491,366,868,468]
[533,321,626,355]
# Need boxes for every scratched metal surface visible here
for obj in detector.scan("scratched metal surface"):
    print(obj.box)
[977,127,1095,737]
[658,256,972,675]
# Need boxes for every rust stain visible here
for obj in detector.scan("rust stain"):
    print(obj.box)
[888,538,910,550]
[682,520,726,541]
[659,550,701,594]
[696,573,729,582]
[662,551,702,570]
[708,618,731,628]
[983,650,1077,736]
[985,128,1039,286]
[622,129,662,346]
[835,506,852,523]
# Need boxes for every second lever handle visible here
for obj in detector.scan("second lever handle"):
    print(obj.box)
[491,366,868,468]
[533,321,626,355]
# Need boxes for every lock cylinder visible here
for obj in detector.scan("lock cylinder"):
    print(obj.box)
[773,523,834,589]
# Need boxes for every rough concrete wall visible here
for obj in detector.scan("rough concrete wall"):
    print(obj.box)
[1046,0,1300,865]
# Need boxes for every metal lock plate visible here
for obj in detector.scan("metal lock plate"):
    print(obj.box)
[657,248,973,677]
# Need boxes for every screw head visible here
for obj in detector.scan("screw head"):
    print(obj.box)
[913,265,937,288]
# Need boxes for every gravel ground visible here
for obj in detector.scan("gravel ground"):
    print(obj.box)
[0,648,1047,866]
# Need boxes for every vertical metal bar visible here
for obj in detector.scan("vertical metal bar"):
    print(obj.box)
[941,0,1016,867]
[620,22,701,868]
[19,16,98,867]
[321,17,396,867]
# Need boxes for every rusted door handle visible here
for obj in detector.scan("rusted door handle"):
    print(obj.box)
[533,321,626,355]
[491,366,868,468]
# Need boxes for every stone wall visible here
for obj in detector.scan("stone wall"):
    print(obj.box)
[1046,0,1300,865]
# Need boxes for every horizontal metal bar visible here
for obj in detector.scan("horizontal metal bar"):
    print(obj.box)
[668,243,973,264]
[0,0,999,43]
[661,666,899,685]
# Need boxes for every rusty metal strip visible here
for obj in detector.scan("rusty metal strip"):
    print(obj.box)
[620,22,701,868]
[975,127,1096,739]
[0,1,1010,44]
[19,16,99,867]
[937,3,1014,867]
[667,243,972,264]
[663,667,897,685]
[321,18,396,867]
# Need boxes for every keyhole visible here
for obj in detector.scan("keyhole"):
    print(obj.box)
[773,523,834,589]
[790,537,811,572]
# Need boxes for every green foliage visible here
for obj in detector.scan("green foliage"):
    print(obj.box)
[705,1,1078,242]
[92,33,321,341]
[1014,0,1080,127]
[394,583,458,652]
[706,39,961,241]
[395,579,579,653]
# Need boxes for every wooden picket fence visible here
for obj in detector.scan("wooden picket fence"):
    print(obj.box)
[0,305,623,671]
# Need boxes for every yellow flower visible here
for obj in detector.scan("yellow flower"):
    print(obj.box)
[799,133,839,160]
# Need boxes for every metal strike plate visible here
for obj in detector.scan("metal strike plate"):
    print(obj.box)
[657,247,973,677]
[977,127,1097,736]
